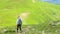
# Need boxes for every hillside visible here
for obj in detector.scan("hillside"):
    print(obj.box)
[0,0,60,34]
[0,0,60,26]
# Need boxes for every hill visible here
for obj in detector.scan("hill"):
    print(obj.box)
[0,0,60,34]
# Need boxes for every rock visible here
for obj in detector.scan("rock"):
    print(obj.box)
[27,26,31,28]
[42,30,45,34]
[32,28,35,31]
[55,30,58,32]
[2,29,7,33]
[56,22,60,25]
[49,21,60,26]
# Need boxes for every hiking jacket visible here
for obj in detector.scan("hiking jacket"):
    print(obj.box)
[16,18,22,25]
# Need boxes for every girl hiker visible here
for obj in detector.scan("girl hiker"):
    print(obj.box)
[16,16,22,33]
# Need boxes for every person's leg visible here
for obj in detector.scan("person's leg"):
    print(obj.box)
[19,24,22,33]
[20,24,22,31]
[17,25,19,32]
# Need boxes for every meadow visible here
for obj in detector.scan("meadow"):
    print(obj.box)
[0,0,60,34]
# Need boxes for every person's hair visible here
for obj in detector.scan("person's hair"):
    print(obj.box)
[17,16,20,18]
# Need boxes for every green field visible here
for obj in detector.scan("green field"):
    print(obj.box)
[0,0,60,34]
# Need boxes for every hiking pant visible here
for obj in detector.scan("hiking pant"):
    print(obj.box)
[17,24,22,32]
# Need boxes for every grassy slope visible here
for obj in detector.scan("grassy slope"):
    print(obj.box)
[0,0,60,34]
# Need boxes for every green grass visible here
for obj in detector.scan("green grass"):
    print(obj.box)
[0,25,60,34]
[0,0,60,34]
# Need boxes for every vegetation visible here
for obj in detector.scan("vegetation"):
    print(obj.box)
[0,0,60,34]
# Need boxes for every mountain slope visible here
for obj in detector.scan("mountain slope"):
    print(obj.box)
[0,0,60,26]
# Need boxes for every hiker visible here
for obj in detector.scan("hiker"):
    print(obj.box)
[16,16,22,32]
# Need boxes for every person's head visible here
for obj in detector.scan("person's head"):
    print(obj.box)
[17,16,20,18]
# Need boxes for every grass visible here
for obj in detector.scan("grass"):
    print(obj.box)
[0,24,60,34]
[0,0,60,34]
